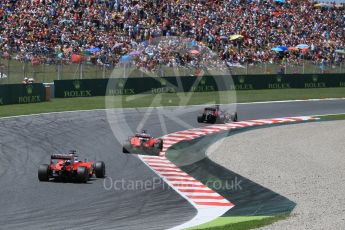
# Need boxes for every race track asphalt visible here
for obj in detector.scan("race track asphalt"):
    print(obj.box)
[0,99,344,229]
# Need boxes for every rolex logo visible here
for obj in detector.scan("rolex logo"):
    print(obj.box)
[200,79,206,85]
[117,79,124,88]
[73,80,81,90]
[26,85,33,95]
[312,75,318,82]
[239,76,245,84]
[160,78,167,86]
[276,76,282,83]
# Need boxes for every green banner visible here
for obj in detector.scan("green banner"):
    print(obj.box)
[0,83,46,105]
[232,74,345,90]
[54,76,234,98]
[54,74,345,98]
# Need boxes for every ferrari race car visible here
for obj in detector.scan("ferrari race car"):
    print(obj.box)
[38,150,105,183]
[122,131,163,156]
[197,105,238,124]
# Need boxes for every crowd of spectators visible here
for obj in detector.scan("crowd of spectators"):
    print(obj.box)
[0,0,344,73]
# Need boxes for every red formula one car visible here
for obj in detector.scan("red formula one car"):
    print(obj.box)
[197,105,238,124]
[38,151,105,183]
[122,131,163,156]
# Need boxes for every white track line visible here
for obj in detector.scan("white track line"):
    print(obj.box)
[1,97,344,121]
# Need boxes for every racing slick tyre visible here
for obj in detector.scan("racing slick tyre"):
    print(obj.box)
[122,142,131,153]
[95,161,105,178]
[197,115,204,123]
[155,139,163,151]
[38,164,50,181]
[77,166,89,183]
[231,112,238,122]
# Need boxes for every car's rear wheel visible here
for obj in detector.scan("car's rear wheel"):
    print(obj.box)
[77,167,89,183]
[155,139,163,150]
[122,142,131,153]
[197,115,204,123]
[38,164,50,181]
[95,161,105,178]
[209,116,217,124]
[231,112,238,122]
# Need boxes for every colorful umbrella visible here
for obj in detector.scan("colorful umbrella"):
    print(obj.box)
[71,54,82,63]
[296,44,309,49]
[276,46,288,51]
[275,0,286,3]
[301,48,309,54]
[129,50,141,55]
[288,47,299,51]
[314,3,332,8]
[190,50,200,55]
[271,47,283,52]
[86,47,101,53]
[230,35,244,41]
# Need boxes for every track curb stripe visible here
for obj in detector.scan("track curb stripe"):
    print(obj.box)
[139,116,316,229]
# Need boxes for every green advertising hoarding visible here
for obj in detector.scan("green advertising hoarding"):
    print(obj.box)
[54,74,345,98]
[0,83,46,105]
[232,74,345,89]
[54,76,235,98]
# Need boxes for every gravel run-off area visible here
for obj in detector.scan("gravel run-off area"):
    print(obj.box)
[207,120,345,230]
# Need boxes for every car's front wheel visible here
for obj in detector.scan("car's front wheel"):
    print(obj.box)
[197,115,204,123]
[38,164,50,181]
[155,139,163,150]
[122,142,131,153]
[94,161,105,178]
[231,112,238,122]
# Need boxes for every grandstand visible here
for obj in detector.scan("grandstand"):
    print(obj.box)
[0,0,344,82]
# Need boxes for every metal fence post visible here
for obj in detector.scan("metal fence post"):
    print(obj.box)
[102,65,105,78]
[264,63,267,74]
[80,63,83,79]
[302,60,305,74]
[57,63,61,80]
[7,58,10,83]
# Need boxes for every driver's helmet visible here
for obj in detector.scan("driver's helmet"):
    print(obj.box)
[134,130,149,140]
[65,160,71,165]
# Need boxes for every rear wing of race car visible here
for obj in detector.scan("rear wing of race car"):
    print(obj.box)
[204,107,217,111]
[51,154,74,160]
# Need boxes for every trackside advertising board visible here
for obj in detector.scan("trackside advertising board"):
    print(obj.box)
[53,76,234,97]
[0,83,46,105]
[54,74,345,98]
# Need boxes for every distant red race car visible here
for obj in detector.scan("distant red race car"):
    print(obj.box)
[197,105,238,124]
[38,151,105,183]
[122,131,163,156]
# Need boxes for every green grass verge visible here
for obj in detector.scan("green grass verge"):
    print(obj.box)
[0,88,345,118]
[317,113,345,120]
[187,215,288,230]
